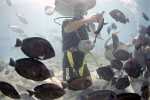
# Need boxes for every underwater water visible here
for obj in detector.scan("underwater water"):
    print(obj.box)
[0,0,150,100]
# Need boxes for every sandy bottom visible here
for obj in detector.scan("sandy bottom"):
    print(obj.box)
[0,54,149,100]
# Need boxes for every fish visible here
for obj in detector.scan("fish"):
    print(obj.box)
[107,23,117,35]
[134,38,142,50]
[137,25,147,35]
[114,75,130,90]
[15,37,55,60]
[26,83,65,100]
[110,59,123,70]
[144,46,150,69]
[113,50,131,61]
[147,25,150,36]
[116,93,141,100]
[111,77,118,86]
[67,76,92,91]
[138,33,148,46]
[5,0,12,6]
[144,70,150,79]
[134,48,147,70]
[61,81,68,89]
[80,90,116,100]
[124,58,143,78]
[142,12,149,21]
[9,58,52,81]
[5,69,10,75]
[107,26,112,35]
[109,9,129,24]
[16,13,28,25]
[96,65,114,81]
[0,81,20,99]
[146,59,150,70]
[45,6,55,15]
[112,32,120,54]
[8,24,24,33]
[141,81,149,100]
[134,34,148,50]
[111,23,117,30]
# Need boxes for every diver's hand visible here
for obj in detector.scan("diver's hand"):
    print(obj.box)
[85,40,95,51]
[84,13,103,23]
[78,40,95,54]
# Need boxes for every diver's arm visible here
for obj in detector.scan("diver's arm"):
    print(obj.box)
[64,18,88,33]
[64,13,103,33]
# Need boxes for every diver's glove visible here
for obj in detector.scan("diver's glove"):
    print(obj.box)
[78,40,95,54]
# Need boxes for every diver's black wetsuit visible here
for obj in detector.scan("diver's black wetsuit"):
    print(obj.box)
[62,18,91,81]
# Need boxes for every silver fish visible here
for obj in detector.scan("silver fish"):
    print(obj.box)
[5,0,12,6]
[16,13,28,25]
[8,24,24,33]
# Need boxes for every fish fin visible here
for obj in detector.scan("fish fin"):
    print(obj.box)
[9,58,16,67]
[26,90,35,97]
[61,81,68,89]
[103,22,109,25]
[15,39,22,47]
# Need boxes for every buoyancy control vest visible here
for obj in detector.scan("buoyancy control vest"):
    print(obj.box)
[61,17,89,52]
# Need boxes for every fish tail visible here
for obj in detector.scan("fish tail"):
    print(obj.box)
[26,90,35,97]
[15,39,22,47]
[103,22,108,25]
[61,81,68,89]
[9,58,16,67]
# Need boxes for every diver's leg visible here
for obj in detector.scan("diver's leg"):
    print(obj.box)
[62,53,69,81]
[83,64,92,82]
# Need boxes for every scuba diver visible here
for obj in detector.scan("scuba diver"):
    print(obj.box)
[61,4,103,81]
